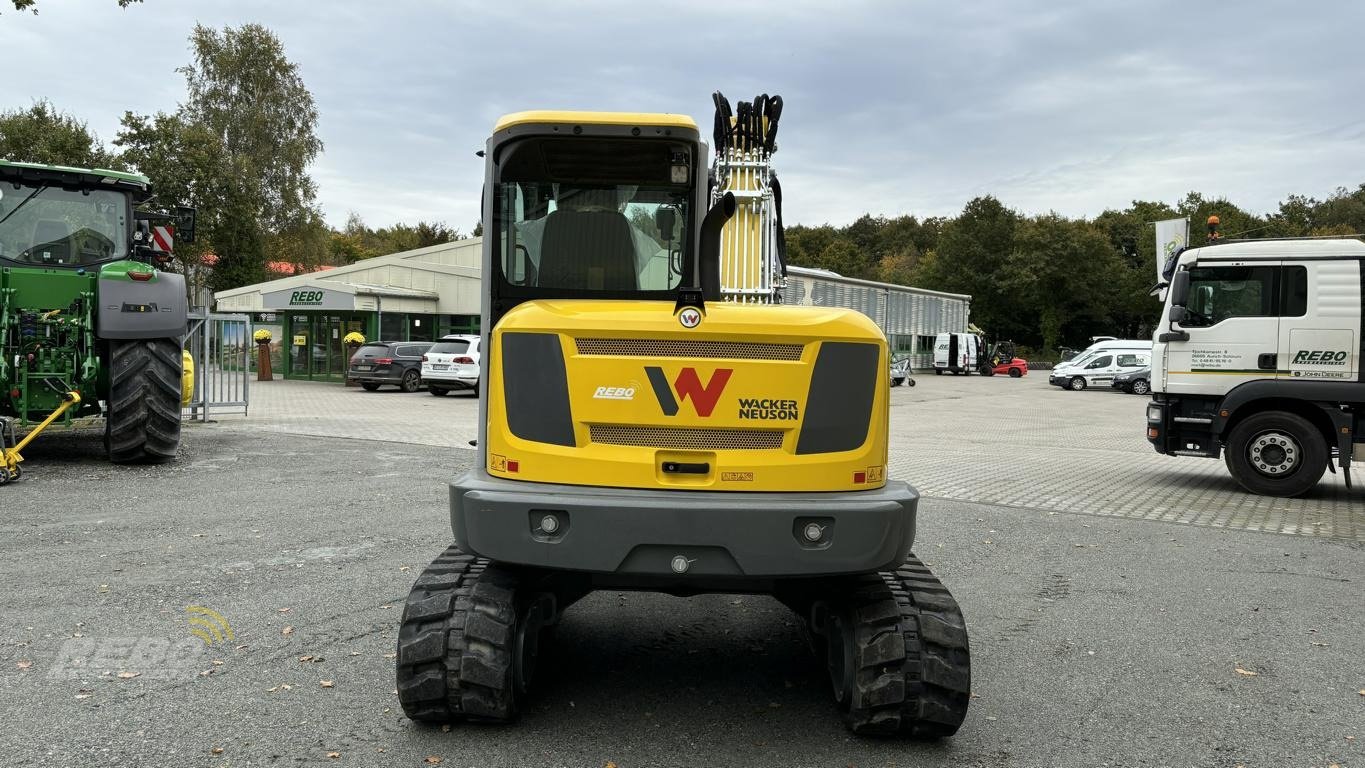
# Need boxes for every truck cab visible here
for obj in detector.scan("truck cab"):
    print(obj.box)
[1147,238,1365,496]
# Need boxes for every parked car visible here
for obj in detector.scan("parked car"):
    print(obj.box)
[1049,340,1153,390]
[991,356,1029,378]
[348,341,434,392]
[421,334,481,396]
[1049,346,1152,391]
[1111,366,1152,395]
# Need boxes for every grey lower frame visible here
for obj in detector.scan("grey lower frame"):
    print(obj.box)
[449,470,918,578]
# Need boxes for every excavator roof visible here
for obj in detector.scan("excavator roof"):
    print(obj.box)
[494,111,699,133]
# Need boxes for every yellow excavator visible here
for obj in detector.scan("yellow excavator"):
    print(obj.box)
[395,94,971,737]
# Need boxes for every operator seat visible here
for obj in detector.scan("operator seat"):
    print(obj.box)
[537,189,638,291]
[31,220,71,263]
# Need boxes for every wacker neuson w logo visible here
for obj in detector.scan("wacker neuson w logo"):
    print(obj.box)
[1293,350,1349,366]
[645,366,732,417]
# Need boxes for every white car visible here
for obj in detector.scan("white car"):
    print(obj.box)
[421,334,481,396]
[1050,348,1151,391]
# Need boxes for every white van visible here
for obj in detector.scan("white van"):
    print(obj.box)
[933,332,987,375]
[1049,340,1152,390]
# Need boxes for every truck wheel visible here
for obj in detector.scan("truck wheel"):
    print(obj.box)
[1224,411,1326,497]
[1008,368,1022,378]
[429,386,448,397]
[106,338,182,464]
[1130,379,1150,395]
[1068,376,1087,391]
[396,546,544,723]
[812,557,971,738]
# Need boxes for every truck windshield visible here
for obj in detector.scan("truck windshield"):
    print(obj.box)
[495,137,692,296]
[0,183,129,266]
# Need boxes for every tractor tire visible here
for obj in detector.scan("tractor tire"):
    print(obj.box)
[429,386,449,397]
[1224,411,1326,497]
[401,369,421,393]
[1008,367,1023,378]
[360,382,381,392]
[106,338,182,464]
[1068,376,1087,391]
[812,556,971,739]
[396,546,531,723]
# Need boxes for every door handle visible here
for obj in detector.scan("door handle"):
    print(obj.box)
[1257,353,1277,370]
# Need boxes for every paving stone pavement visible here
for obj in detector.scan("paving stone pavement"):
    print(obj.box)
[222,373,1362,541]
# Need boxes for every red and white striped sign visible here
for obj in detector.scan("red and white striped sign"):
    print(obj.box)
[151,225,174,252]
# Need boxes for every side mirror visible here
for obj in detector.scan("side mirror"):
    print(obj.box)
[1170,269,1190,307]
[1169,305,1187,325]
[655,208,676,241]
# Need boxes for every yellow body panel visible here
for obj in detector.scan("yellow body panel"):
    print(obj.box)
[486,300,890,493]
[494,111,700,133]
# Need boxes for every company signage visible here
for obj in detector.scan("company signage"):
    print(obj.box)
[262,285,353,311]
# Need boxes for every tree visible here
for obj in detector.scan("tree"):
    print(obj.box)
[178,23,323,234]
[328,212,378,264]
[914,196,1019,337]
[876,244,919,285]
[9,0,139,10]
[117,23,324,293]
[1177,192,1266,245]
[1004,215,1127,353]
[0,101,123,169]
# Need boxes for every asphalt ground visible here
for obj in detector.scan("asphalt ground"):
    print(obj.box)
[0,375,1361,767]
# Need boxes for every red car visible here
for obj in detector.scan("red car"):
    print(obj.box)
[992,357,1029,378]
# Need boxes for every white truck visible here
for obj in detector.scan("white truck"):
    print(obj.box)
[1147,238,1365,496]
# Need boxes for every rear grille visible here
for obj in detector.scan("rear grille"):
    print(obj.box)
[575,338,804,360]
[589,425,785,450]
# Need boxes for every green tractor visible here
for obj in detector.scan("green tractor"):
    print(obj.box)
[0,159,189,475]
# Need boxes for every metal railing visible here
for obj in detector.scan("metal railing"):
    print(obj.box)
[183,311,251,422]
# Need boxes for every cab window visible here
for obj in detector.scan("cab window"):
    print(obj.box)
[1184,266,1276,326]
[495,137,692,295]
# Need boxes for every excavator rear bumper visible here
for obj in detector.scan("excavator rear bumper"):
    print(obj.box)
[449,470,918,579]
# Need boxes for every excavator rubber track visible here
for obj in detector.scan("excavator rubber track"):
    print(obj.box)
[808,555,972,738]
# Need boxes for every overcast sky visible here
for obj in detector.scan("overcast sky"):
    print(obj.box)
[4,1,1363,231]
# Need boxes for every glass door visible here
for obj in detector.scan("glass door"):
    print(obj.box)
[319,315,345,380]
